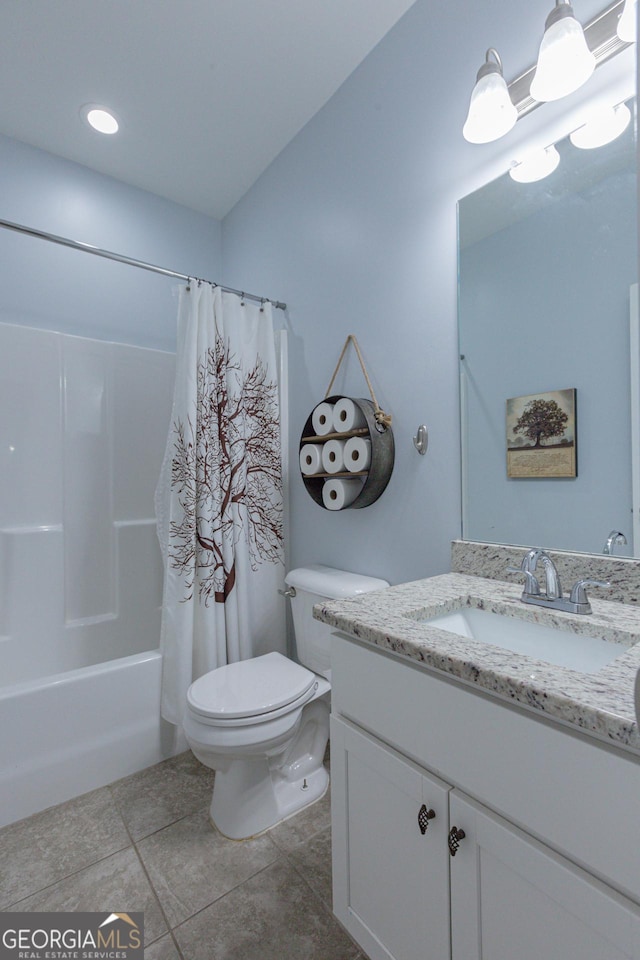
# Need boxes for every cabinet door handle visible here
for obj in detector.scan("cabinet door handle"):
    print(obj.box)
[448,826,466,856]
[418,804,436,834]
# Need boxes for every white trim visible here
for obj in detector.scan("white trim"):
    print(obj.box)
[629,283,639,554]
[276,328,290,573]
[459,359,469,540]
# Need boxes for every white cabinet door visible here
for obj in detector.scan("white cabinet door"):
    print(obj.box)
[450,791,640,960]
[331,716,451,960]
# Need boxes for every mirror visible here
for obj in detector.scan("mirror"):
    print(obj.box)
[458,98,638,557]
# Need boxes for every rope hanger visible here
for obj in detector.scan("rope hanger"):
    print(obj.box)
[324,335,392,430]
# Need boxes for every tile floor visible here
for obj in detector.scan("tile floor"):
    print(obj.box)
[0,750,368,960]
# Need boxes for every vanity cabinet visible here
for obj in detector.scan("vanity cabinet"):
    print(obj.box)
[331,717,451,960]
[330,634,640,960]
[449,792,640,960]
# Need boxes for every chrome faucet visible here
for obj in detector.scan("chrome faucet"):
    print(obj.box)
[603,530,627,555]
[508,548,610,615]
[523,548,562,600]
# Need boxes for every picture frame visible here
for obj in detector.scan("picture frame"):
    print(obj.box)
[506,388,577,479]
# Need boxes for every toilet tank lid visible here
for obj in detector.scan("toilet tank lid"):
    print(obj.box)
[285,564,389,599]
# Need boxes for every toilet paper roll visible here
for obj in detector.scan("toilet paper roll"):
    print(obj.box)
[321,439,346,474]
[344,436,371,472]
[333,397,366,433]
[322,477,362,510]
[299,444,323,476]
[311,402,335,436]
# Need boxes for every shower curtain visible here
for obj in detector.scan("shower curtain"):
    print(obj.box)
[155,283,285,725]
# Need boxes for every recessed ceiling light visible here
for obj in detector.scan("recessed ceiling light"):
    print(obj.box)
[81,104,119,135]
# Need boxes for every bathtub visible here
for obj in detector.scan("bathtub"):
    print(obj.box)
[0,323,183,828]
[0,649,184,829]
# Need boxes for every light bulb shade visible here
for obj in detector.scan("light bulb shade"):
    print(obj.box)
[530,3,596,102]
[509,144,560,182]
[463,60,518,143]
[569,101,631,148]
[617,0,637,42]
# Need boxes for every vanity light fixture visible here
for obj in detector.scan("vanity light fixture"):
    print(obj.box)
[81,104,119,135]
[509,144,561,182]
[463,1,632,143]
[616,0,637,40]
[530,0,596,102]
[462,49,518,143]
[569,99,631,147]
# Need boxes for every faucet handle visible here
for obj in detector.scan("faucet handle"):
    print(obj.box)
[506,566,541,596]
[569,578,611,605]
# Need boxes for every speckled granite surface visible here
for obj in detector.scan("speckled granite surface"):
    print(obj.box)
[315,572,640,754]
[451,540,640,605]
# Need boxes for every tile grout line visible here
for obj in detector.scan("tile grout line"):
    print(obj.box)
[168,853,287,938]
[283,840,333,913]
[1,842,132,913]
[280,833,365,960]
[107,785,188,960]
[113,800,212,844]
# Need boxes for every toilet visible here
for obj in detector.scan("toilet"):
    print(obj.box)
[183,564,388,840]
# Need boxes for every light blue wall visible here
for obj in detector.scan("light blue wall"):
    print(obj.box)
[221,0,619,585]
[0,134,221,351]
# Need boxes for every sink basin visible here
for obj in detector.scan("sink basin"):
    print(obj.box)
[421,607,630,674]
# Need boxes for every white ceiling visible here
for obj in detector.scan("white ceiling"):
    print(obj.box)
[0,0,418,219]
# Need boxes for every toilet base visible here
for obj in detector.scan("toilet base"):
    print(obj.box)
[208,698,330,840]
[211,762,329,840]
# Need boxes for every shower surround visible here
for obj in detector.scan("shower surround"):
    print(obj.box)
[0,320,178,827]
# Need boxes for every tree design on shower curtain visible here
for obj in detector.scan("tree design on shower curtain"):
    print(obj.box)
[168,331,283,604]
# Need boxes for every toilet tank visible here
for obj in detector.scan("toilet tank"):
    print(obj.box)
[285,564,389,680]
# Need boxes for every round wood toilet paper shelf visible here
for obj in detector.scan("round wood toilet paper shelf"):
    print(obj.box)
[299,395,395,510]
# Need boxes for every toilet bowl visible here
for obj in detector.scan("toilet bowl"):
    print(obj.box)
[183,565,388,840]
[184,651,331,839]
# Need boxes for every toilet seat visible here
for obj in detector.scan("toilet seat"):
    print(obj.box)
[187,652,318,726]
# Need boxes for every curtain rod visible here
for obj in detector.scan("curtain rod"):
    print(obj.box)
[0,217,287,311]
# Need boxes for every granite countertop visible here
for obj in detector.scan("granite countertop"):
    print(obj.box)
[314,572,640,754]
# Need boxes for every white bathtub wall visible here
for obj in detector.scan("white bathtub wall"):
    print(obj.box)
[0,320,175,686]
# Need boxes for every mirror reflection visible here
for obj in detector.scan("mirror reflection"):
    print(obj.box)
[458,98,637,557]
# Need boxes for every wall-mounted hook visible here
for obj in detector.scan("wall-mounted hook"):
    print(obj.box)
[413,424,428,456]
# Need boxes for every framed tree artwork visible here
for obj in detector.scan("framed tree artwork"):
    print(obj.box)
[506,388,577,479]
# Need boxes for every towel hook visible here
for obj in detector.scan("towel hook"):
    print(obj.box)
[413,424,428,456]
